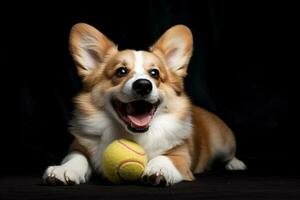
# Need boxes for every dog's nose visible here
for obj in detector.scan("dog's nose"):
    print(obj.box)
[133,79,152,96]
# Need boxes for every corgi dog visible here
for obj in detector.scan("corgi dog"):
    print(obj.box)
[43,23,246,186]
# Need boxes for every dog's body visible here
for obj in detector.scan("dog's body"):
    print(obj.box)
[43,24,246,186]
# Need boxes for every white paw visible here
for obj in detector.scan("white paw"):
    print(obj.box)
[225,157,247,170]
[43,165,87,185]
[142,156,183,186]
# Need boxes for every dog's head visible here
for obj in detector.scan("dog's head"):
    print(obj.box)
[70,23,193,134]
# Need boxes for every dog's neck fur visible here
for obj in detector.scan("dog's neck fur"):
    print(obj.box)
[70,106,192,164]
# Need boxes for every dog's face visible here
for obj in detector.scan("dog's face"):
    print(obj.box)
[70,24,193,134]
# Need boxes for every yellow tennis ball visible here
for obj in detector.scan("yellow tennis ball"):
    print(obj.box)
[102,139,148,184]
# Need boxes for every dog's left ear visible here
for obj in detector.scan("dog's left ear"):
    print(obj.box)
[150,25,193,77]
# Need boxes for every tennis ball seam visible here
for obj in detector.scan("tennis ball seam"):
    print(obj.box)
[117,160,145,182]
[117,140,146,156]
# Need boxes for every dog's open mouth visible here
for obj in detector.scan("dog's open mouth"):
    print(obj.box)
[112,99,160,133]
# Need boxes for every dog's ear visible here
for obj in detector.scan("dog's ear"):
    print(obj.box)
[150,25,193,77]
[70,23,117,76]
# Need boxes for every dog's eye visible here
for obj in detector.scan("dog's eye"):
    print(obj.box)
[115,67,128,77]
[149,69,159,79]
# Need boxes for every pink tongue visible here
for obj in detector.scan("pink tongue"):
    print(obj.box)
[128,114,152,128]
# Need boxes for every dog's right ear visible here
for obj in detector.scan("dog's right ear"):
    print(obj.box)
[70,23,118,76]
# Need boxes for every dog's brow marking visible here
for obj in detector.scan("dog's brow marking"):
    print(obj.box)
[134,51,144,74]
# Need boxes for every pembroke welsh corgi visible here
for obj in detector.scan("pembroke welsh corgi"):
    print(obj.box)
[43,23,246,186]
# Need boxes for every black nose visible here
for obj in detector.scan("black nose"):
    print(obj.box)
[133,79,152,96]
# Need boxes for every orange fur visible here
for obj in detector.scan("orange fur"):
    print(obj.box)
[165,106,237,180]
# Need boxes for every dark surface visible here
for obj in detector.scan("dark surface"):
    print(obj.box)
[1,171,299,200]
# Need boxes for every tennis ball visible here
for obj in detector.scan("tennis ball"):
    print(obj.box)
[102,139,148,184]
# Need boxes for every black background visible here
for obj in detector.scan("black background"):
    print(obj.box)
[2,0,290,176]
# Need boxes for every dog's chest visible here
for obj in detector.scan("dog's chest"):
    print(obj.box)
[74,111,192,174]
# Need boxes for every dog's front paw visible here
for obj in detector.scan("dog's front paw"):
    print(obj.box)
[142,156,183,187]
[43,165,87,186]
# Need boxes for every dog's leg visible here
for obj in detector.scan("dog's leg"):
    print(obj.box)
[206,120,247,171]
[43,152,91,186]
[142,144,193,186]
[142,155,184,186]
